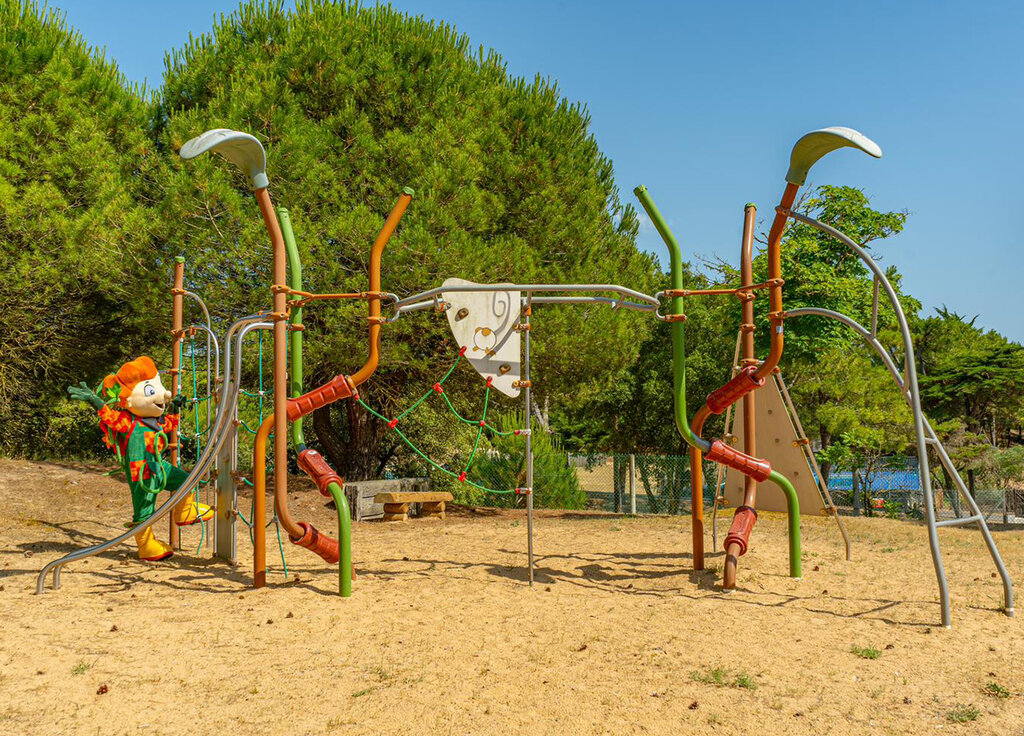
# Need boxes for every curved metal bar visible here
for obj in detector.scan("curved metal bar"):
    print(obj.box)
[782,209,951,624]
[392,283,660,310]
[36,316,270,594]
[784,214,1014,624]
[787,306,1013,616]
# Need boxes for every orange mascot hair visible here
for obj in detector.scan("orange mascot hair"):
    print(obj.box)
[102,356,159,407]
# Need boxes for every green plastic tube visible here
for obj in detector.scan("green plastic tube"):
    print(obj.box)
[632,186,705,450]
[326,481,352,597]
[277,207,305,447]
[768,470,802,578]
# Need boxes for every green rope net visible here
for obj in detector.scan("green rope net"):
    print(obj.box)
[354,348,520,496]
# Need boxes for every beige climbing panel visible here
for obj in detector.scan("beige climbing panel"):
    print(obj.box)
[722,376,828,516]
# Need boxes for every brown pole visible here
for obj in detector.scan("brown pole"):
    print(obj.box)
[689,405,712,569]
[724,204,759,589]
[169,258,184,550]
[252,187,287,588]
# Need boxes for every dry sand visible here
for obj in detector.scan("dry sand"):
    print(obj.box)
[1,458,1022,735]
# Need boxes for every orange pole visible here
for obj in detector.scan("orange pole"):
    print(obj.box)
[349,189,413,388]
[169,259,184,550]
[754,183,798,380]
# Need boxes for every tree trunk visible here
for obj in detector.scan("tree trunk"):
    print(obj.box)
[818,424,832,485]
[311,400,388,482]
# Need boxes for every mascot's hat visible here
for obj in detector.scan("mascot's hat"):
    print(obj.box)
[102,356,159,406]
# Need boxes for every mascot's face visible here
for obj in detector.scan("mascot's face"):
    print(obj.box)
[125,375,172,418]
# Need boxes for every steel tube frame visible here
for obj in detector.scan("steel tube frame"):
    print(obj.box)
[393,283,659,310]
[783,206,1014,624]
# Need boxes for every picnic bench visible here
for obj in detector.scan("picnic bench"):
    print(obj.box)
[373,492,454,522]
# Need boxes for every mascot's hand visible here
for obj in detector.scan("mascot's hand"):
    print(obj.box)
[168,393,188,415]
[68,382,105,410]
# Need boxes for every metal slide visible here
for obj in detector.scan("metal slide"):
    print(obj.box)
[36,316,272,594]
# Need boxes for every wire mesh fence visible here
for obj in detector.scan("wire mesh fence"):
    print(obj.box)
[825,455,1023,525]
[387,437,1024,526]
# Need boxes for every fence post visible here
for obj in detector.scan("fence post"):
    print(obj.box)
[629,454,637,515]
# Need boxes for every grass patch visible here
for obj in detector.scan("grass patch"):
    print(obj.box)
[850,645,881,660]
[352,687,376,698]
[690,667,757,690]
[71,660,94,676]
[984,682,1010,699]
[946,704,980,723]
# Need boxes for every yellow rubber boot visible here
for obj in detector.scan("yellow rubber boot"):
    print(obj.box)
[135,527,173,561]
[172,492,214,526]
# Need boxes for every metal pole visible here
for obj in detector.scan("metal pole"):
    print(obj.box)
[523,296,534,585]
[253,187,288,589]
[629,454,637,515]
[169,258,184,550]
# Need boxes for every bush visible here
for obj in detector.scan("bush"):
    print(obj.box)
[468,410,585,509]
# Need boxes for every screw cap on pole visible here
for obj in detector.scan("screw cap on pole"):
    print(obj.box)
[785,126,882,186]
[179,128,269,190]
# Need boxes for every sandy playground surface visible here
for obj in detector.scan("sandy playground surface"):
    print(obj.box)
[1,458,1022,735]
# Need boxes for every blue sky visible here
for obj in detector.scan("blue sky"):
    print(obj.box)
[57,0,1024,341]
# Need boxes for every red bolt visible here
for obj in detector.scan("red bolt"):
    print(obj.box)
[479,420,485,427]
[433,382,443,393]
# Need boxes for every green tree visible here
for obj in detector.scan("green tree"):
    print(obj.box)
[915,307,1024,441]
[0,1,164,456]
[153,0,659,479]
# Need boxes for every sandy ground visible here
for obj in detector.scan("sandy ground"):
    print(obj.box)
[1,458,1022,736]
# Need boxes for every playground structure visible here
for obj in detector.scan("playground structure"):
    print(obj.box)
[36,126,1013,627]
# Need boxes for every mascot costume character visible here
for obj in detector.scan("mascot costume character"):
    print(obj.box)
[68,356,214,560]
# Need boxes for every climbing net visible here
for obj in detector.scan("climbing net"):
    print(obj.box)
[354,346,527,496]
[176,329,291,573]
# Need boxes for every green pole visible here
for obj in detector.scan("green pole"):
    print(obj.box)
[277,208,353,596]
[326,481,352,597]
[769,470,802,578]
[632,186,704,450]
[277,207,305,447]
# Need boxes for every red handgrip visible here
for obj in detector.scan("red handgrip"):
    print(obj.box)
[706,366,764,414]
[704,439,771,482]
[286,374,354,421]
[289,522,339,563]
[724,505,757,556]
[296,448,343,497]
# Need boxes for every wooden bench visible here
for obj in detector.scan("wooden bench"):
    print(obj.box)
[373,492,454,522]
